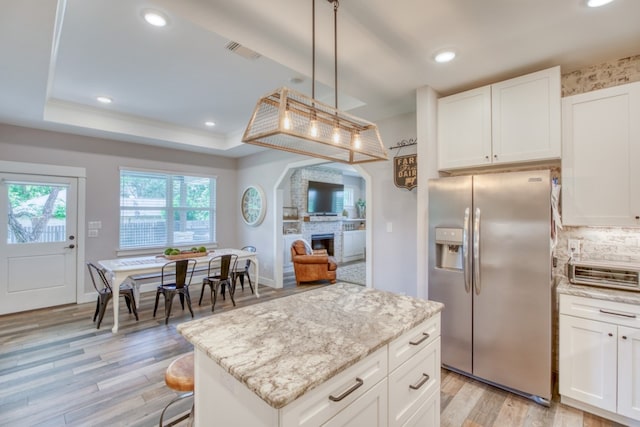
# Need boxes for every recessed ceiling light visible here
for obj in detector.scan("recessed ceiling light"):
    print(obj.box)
[586,0,614,7]
[205,121,216,127]
[96,96,112,104]
[143,10,168,27]
[434,50,456,63]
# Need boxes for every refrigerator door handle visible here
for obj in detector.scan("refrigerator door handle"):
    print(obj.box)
[463,207,471,293]
[473,207,481,295]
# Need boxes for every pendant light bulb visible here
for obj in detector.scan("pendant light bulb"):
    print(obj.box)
[283,109,291,130]
[309,117,319,137]
[352,131,362,149]
[332,124,340,144]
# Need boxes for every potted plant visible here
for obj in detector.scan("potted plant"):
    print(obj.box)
[356,198,366,219]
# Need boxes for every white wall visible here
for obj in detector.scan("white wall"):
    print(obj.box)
[0,123,238,298]
[416,86,440,299]
[360,112,418,296]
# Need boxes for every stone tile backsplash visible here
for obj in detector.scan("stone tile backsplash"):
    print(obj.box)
[561,54,640,97]
[554,226,640,280]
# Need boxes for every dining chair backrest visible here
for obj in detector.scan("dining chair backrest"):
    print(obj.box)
[218,254,238,280]
[240,246,256,269]
[161,259,196,289]
[87,262,113,292]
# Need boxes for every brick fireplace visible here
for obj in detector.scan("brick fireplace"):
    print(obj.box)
[311,233,335,256]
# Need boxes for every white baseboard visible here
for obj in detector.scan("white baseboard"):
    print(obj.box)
[561,395,640,426]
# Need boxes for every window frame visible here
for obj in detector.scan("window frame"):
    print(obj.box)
[118,168,217,252]
[343,186,355,207]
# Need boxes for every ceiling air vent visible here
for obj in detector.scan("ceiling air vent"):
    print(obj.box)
[568,259,640,292]
[225,41,261,60]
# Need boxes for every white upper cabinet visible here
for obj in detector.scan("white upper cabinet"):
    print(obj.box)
[491,66,561,163]
[437,86,492,169]
[562,81,640,226]
[437,66,561,171]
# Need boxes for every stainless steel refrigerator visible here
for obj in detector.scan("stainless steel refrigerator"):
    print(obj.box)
[428,169,552,404]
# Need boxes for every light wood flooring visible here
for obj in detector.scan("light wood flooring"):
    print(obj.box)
[440,369,625,427]
[0,280,626,427]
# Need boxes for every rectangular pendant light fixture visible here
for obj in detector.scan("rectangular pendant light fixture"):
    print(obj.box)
[242,87,387,164]
[242,0,388,164]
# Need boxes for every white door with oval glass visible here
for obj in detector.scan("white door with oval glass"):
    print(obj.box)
[0,173,78,314]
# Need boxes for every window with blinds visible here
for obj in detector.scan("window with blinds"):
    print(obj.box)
[119,169,216,249]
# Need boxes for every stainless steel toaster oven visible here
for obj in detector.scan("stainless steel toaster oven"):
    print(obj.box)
[568,259,640,292]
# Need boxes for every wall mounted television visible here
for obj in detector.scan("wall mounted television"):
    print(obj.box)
[307,181,344,215]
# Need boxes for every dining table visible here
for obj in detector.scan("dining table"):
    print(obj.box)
[98,248,259,333]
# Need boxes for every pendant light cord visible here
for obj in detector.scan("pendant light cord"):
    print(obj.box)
[312,0,340,108]
[312,0,315,100]
[333,0,338,109]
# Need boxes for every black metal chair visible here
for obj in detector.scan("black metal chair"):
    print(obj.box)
[153,259,196,325]
[87,262,138,329]
[199,254,238,311]
[233,246,256,293]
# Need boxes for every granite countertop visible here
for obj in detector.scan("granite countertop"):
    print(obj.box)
[557,279,640,305]
[177,283,443,409]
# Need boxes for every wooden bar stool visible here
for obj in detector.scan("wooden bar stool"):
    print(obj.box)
[159,352,194,427]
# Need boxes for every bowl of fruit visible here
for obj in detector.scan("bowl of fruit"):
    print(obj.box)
[162,246,209,260]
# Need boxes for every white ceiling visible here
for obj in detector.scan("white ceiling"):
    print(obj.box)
[1,0,639,157]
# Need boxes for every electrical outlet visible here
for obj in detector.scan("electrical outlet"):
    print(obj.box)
[568,239,581,255]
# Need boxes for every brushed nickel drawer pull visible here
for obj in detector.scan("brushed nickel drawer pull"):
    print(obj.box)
[409,332,430,346]
[329,378,364,402]
[599,309,637,319]
[409,373,430,390]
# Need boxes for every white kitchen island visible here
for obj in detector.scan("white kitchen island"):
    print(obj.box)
[177,283,443,426]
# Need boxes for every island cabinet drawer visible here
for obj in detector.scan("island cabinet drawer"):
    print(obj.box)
[388,314,440,372]
[388,338,441,427]
[321,378,388,426]
[280,346,388,427]
[560,294,640,328]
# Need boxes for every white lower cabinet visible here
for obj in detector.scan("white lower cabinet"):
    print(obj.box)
[619,325,640,420]
[559,294,640,425]
[559,314,617,412]
[342,230,365,262]
[193,314,441,426]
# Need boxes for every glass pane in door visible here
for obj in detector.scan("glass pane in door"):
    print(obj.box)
[6,183,67,244]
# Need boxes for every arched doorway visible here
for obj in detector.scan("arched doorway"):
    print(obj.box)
[272,159,372,289]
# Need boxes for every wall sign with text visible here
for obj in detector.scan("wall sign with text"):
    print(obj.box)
[394,154,417,190]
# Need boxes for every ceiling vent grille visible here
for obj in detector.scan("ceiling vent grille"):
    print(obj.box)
[225,41,261,60]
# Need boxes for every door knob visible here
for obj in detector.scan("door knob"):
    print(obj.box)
[65,244,76,249]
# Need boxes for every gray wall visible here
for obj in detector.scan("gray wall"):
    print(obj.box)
[237,112,419,295]
[1,110,419,300]
[362,113,418,296]
[0,123,238,298]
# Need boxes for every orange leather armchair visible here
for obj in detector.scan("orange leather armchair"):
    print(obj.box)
[290,240,338,285]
